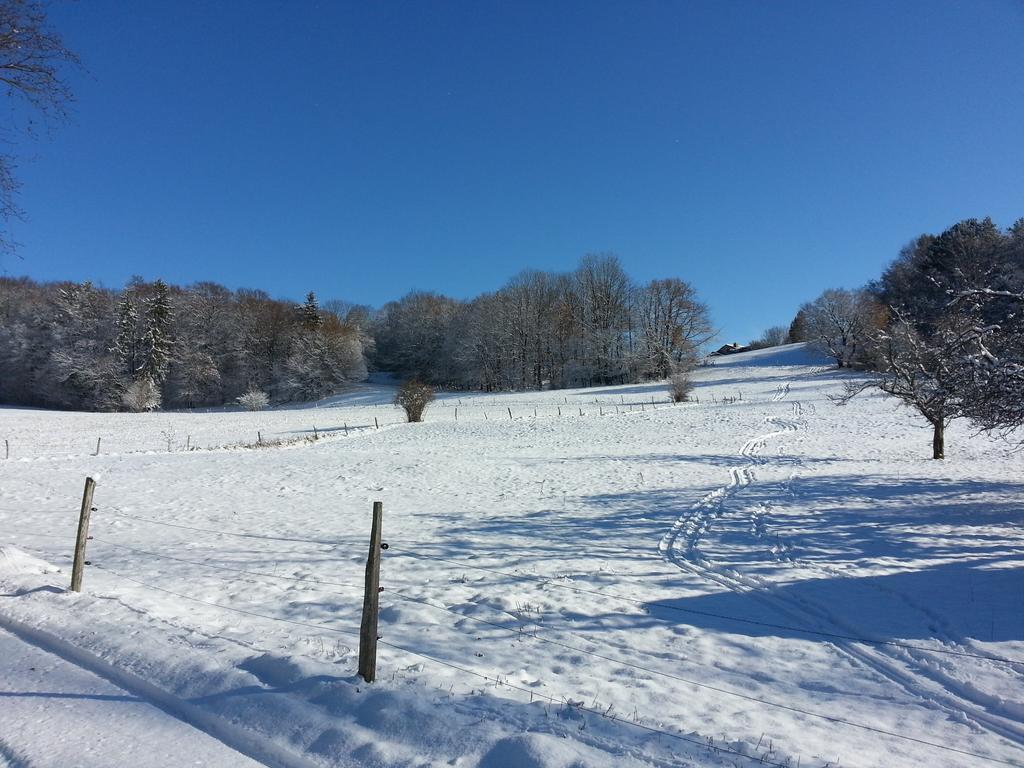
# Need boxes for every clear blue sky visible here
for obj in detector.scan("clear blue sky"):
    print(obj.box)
[7,0,1024,343]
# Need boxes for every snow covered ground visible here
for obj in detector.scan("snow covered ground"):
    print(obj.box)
[1,343,1023,768]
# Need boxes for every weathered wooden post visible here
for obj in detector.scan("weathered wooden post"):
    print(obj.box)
[507,407,512,421]
[5,438,9,459]
[70,477,97,592]
[359,501,384,682]
[94,437,101,456]
[313,425,319,440]
[374,416,379,430]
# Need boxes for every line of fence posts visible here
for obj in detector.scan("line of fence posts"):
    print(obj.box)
[12,389,701,461]
[65,478,386,682]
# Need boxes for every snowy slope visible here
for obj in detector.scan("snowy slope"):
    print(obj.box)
[1,343,1023,768]
[0,622,266,768]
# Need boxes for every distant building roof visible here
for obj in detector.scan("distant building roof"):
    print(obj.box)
[711,343,749,356]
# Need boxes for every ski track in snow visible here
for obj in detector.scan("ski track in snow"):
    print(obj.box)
[659,375,1024,755]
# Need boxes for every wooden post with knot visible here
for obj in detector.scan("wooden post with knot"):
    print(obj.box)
[70,477,97,592]
[359,501,385,682]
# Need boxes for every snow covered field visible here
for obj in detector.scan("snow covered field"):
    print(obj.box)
[1,343,1023,768]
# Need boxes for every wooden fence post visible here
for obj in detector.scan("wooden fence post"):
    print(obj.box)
[359,501,384,682]
[507,407,512,421]
[313,425,319,440]
[94,437,101,456]
[374,416,379,429]
[4,439,9,459]
[70,477,97,593]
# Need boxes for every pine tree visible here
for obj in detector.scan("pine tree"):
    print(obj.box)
[114,293,139,378]
[300,291,322,331]
[141,279,173,385]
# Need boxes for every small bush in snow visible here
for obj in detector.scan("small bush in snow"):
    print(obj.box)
[122,377,162,412]
[669,371,693,403]
[395,379,435,423]
[237,388,270,411]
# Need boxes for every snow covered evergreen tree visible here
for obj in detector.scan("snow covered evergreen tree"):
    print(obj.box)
[300,291,323,331]
[47,281,122,410]
[113,293,140,379]
[140,279,173,386]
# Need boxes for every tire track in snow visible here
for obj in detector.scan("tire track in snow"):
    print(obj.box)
[658,380,1024,755]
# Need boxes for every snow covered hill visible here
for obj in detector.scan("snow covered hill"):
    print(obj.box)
[1,343,1023,767]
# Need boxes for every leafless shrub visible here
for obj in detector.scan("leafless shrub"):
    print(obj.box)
[395,379,435,422]
[669,371,693,403]
[236,388,269,411]
[122,376,161,412]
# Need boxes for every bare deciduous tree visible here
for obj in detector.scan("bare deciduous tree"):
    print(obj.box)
[834,309,973,459]
[800,288,883,368]
[0,0,80,251]
[635,278,714,379]
[749,325,788,350]
[945,287,1024,436]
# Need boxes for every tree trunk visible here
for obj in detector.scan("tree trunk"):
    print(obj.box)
[932,420,945,460]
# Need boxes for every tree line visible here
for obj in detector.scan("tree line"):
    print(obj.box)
[373,254,713,391]
[786,216,1024,457]
[0,254,713,411]
[0,277,367,411]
